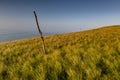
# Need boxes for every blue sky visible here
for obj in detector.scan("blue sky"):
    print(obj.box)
[0,0,120,34]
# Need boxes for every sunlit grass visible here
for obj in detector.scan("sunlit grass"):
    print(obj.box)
[0,25,120,80]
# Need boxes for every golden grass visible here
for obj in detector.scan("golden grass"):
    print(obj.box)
[0,25,120,80]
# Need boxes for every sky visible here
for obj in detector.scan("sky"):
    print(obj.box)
[0,0,120,34]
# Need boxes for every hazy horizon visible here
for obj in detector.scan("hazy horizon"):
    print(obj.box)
[0,0,120,41]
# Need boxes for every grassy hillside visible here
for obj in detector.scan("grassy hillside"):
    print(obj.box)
[0,26,120,80]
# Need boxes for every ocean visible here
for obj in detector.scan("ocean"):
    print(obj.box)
[0,31,55,42]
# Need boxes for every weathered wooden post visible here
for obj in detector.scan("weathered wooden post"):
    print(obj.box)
[33,11,46,54]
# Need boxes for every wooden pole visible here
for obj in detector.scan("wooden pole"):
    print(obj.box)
[33,11,46,54]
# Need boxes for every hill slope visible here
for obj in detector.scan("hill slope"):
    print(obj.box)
[0,26,120,80]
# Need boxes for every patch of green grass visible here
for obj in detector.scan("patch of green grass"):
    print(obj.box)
[0,25,120,80]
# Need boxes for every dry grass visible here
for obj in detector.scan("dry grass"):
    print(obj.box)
[0,25,120,80]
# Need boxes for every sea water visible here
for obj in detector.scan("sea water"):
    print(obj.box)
[0,32,39,42]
